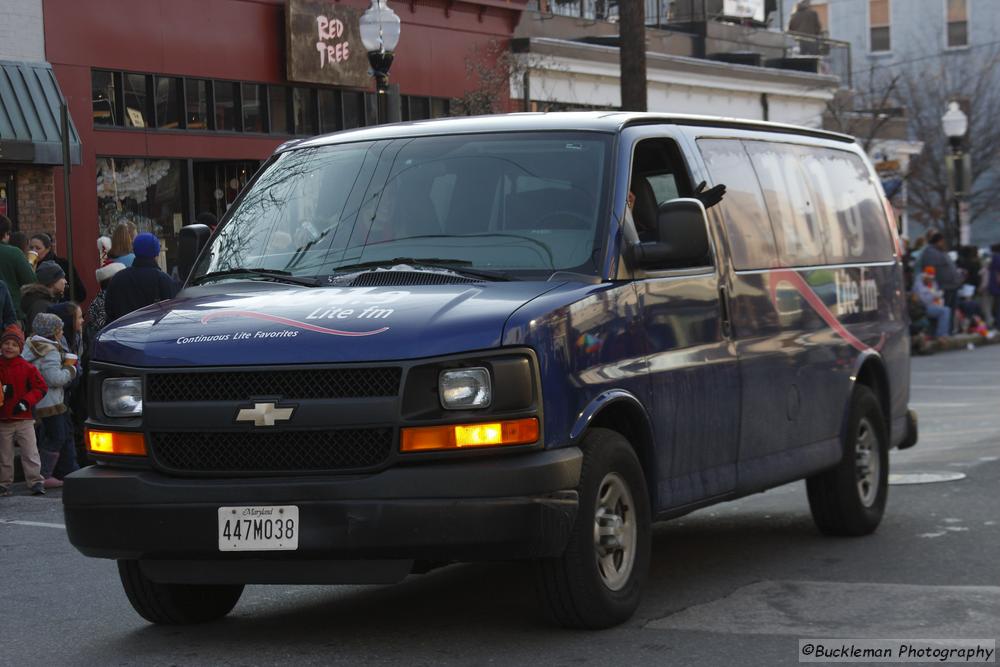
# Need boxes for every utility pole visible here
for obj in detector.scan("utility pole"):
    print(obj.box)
[619,0,647,111]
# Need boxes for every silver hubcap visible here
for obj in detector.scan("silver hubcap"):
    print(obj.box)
[593,472,637,591]
[855,417,880,507]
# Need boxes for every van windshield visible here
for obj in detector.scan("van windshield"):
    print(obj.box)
[191,132,612,283]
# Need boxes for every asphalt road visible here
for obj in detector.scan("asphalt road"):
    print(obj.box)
[2,345,998,666]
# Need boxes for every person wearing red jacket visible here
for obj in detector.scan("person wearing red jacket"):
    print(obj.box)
[0,325,48,496]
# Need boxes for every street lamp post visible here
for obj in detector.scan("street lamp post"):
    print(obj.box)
[359,0,401,125]
[941,101,968,247]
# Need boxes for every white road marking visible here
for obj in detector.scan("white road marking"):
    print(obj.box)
[912,371,1000,375]
[0,519,66,529]
[911,385,993,390]
[918,531,948,538]
[910,403,974,408]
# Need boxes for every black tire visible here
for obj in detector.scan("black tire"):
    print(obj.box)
[807,385,889,536]
[118,560,244,625]
[535,428,651,629]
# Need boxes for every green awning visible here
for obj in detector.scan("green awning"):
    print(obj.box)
[0,60,81,165]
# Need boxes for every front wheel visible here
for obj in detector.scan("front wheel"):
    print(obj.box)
[535,428,651,629]
[807,385,889,536]
[118,560,244,625]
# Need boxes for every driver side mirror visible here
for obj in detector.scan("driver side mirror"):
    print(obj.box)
[178,223,212,284]
[627,198,711,270]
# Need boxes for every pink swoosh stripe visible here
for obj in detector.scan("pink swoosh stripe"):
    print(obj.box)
[200,310,389,336]
[768,270,885,353]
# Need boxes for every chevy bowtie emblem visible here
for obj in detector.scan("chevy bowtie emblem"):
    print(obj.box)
[236,402,295,427]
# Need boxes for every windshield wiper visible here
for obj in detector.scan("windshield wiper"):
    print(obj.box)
[333,257,510,281]
[191,268,320,287]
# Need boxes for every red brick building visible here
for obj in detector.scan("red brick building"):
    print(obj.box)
[37,0,526,298]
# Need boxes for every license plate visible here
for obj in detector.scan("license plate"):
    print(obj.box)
[218,506,299,551]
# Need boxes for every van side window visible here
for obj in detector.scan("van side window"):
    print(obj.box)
[697,139,779,270]
[799,148,894,263]
[745,142,828,267]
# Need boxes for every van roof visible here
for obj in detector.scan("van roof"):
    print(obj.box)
[283,111,856,153]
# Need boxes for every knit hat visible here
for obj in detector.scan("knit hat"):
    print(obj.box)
[35,261,66,286]
[96,262,126,283]
[1,324,25,351]
[133,233,161,258]
[31,312,63,341]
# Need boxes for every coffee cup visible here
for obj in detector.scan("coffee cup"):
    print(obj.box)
[64,353,79,367]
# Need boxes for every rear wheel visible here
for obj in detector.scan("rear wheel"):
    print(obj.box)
[535,428,651,629]
[807,385,888,536]
[118,560,244,625]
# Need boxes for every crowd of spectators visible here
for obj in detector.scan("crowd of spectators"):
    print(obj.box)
[0,215,178,495]
[902,227,999,353]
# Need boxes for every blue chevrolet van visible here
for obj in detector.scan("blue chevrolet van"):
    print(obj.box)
[65,113,917,628]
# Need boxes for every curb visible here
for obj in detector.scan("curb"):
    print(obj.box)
[930,332,1000,353]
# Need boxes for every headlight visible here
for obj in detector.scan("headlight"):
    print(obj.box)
[102,377,143,417]
[439,368,492,409]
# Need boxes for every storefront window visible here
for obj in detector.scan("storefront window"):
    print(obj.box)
[215,81,238,131]
[342,91,363,129]
[293,88,317,136]
[123,74,150,128]
[92,70,118,126]
[96,157,185,273]
[431,98,449,119]
[155,77,182,129]
[185,79,209,129]
[318,89,341,134]
[242,83,265,133]
[269,85,290,134]
[409,96,430,120]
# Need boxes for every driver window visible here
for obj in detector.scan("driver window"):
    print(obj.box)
[629,139,691,243]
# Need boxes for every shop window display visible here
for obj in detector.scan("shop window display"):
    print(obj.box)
[96,158,185,273]
[92,70,118,126]
[186,79,209,129]
[269,85,291,134]
[342,91,363,129]
[123,74,150,128]
[293,87,317,136]
[155,77,182,129]
[319,89,342,134]
[215,81,239,131]
[242,83,265,133]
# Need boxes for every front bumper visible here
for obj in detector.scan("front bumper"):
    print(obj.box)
[63,447,581,581]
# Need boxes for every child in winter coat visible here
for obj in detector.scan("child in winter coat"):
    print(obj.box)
[0,325,48,496]
[23,312,78,488]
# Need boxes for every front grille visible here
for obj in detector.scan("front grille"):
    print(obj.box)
[146,367,401,402]
[150,429,393,473]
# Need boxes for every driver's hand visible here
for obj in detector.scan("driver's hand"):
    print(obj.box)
[694,180,726,209]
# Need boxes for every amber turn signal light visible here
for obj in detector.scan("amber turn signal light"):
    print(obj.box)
[400,418,539,453]
[86,429,147,456]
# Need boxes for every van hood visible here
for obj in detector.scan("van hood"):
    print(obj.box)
[93,281,565,367]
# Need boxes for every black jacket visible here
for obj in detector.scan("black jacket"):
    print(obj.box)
[20,284,55,334]
[104,257,179,322]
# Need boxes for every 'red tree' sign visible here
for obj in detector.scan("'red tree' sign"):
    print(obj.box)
[286,0,371,88]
